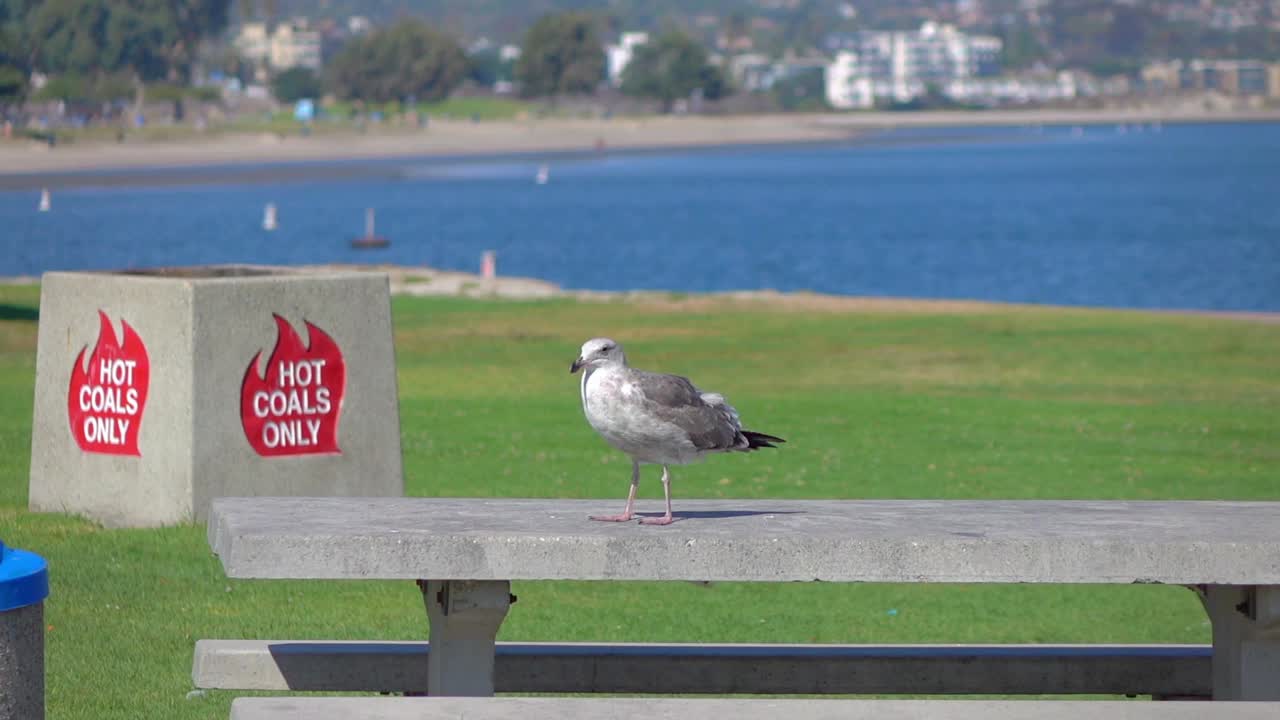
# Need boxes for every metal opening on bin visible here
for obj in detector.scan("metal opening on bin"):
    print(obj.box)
[109,265,289,278]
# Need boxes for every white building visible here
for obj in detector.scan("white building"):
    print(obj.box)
[730,53,773,92]
[731,52,829,93]
[825,52,874,108]
[235,23,271,66]
[270,21,322,71]
[499,44,522,63]
[605,32,650,86]
[347,16,371,35]
[944,71,1080,105]
[824,22,1002,108]
[234,20,322,73]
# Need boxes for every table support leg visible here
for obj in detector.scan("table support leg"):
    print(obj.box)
[418,579,512,697]
[1198,584,1280,700]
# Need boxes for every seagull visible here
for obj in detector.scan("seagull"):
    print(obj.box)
[570,337,785,525]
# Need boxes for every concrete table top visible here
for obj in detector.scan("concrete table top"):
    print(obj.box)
[207,497,1280,584]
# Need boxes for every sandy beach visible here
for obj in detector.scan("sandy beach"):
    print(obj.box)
[9,262,1272,325]
[0,115,851,177]
[3,107,1279,180]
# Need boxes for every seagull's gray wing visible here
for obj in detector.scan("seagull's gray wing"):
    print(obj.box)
[631,369,741,451]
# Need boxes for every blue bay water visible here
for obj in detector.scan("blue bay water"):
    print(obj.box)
[2,121,1278,311]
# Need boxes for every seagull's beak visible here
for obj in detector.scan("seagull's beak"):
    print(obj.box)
[570,357,584,374]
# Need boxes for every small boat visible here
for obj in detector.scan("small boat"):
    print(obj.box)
[38,188,50,212]
[351,207,389,249]
[263,203,278,231]
[535,164,549,185]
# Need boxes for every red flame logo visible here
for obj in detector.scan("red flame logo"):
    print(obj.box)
[241,314,346,456]
[67,311,150,456]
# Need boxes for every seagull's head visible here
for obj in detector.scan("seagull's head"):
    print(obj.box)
[571,337,626,374]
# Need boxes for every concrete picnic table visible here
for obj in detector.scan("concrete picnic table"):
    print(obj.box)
[206,497,1280,700]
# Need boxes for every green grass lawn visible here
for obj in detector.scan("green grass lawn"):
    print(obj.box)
[29,97,536,149]
[1,285,1278,719]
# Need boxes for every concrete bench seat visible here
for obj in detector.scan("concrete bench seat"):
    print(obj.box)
[230,697,1280,720]
[193,640,1212,697]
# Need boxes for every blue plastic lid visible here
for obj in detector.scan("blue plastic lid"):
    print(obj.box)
[0,540,50,611]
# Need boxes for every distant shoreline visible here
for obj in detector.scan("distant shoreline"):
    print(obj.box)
[2,108,1279,188]
[4,263,1278,324]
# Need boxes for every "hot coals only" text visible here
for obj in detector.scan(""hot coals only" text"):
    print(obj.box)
[241,315,346,456]
[68,312,150,456]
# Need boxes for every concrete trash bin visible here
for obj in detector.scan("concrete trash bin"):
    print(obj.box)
[29,265,405,527]
[0,540,48,720]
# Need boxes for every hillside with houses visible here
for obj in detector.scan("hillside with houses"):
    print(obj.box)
[2,0,1280,139]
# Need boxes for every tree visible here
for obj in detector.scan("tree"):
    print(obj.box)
[272,65,320,102]
[0,62,25,106]
[164,0,232,82]
[467,47,512,87]
[234,0,274,24]
[998,24,1048,71]
[723,11,750,50]
[21,0,230,84]
[33,72,88,101]
[620,30,725,113]
[101,1,172,82]
[207,45,254,85]
[772,67,824,111]
[26,0,113,77]
[0,2,30,107]
[327,19,466,104]
[779,0,824,54]
[514,11,605,97]
[0,0,40,69]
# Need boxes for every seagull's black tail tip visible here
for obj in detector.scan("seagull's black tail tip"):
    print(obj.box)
[742,431,786,450]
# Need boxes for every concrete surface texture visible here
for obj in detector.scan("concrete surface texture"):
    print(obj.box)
[0,603,43,720]
[29,267,403,527]
[191,639,1212,696]
[207,497,1280,583]
[228,696,1280,720]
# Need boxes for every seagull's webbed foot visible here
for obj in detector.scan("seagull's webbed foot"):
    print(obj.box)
[638,513,674,526]
[589,511,636,523]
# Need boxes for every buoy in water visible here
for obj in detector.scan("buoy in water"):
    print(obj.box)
[351,207,389,249]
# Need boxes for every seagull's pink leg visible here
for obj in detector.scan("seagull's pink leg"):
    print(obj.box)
[590,460,640,522]
[639,466,675,526]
